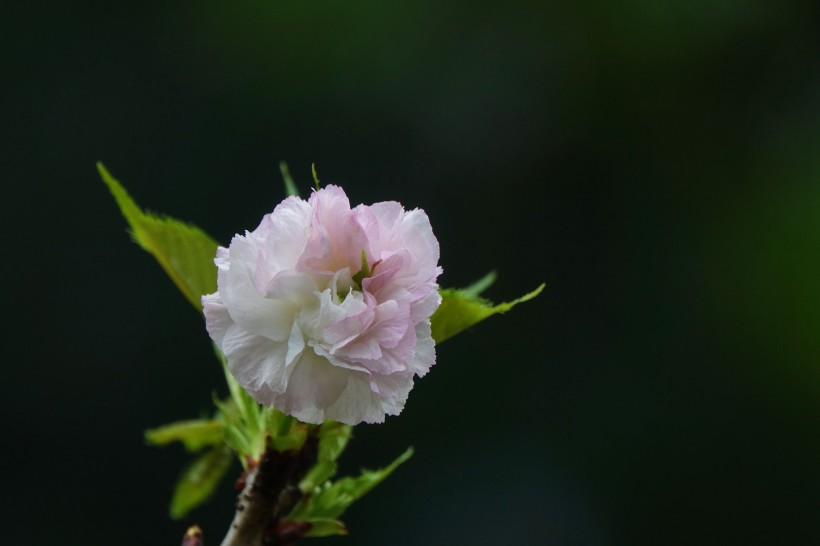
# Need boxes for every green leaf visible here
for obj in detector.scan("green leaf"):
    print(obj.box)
[170,446,233,519]
[211,389,258,463]
[315,421,352,464]
[430,282,545,344]
[461,270,497,297]
[303,518,348,537]
[98,162,219,311]
[279,161,300,197]
[221,350,259,432]
[214,346,309,459]
[145,419,223,452]
[223,424,254,460]
[311,162,321,190]
[290,447,413,521]
[264,407,308,452]
[299,422,352,491]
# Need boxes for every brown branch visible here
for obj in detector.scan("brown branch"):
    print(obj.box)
[219,437,318,546]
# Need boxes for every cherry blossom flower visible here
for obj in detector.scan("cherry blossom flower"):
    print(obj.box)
[203,185,441,425]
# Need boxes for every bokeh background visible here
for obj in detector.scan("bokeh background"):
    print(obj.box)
[5,1,820,544]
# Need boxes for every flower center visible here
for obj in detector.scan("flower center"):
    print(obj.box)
[335,250,382,303]
[351,250,382,290]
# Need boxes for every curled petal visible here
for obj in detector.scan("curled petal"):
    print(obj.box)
[278,348,355,424]
[222,324,290,396]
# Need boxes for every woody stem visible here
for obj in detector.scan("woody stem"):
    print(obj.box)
[219,436,318,546]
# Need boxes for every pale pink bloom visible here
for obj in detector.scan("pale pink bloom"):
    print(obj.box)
[203,186,442,425]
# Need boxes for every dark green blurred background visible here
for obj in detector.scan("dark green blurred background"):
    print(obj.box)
[5,1,820,544]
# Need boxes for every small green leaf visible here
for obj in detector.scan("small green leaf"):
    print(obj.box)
[290,447,413,521]
[311,162,321,190]
[303,518,348,537]
[264,407,308,452]
[98,162,218,311]
[215,346,309,459]
[170,446,233,519]
[274,411,295,438]
[211,394,239,425]
[211,391,257,463]
[215,346,264,448]
[299,422,352,491]
[279,161,300,197]
[461,270,497,297]
[223,424,254,460]
[431,283,545,344]
[145,420,223,452]
[316,421,352,463]
[300,461,337,493]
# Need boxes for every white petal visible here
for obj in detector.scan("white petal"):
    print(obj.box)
[221,323,290,397]
[253,197,312,276]
[326,373,385,424]
[410,287,442,323]
[399,209,440,274]
[369,201,404,235]
[221,237,296,342]
[369,371,414,417]
[264,270,317,305]
[202,291,232,344]
[214,246,231,270]
[408,320,436,376]
[277,348,351,424]
[286,321,305,366]
[310,342,371,373]
[363,319,416,375]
